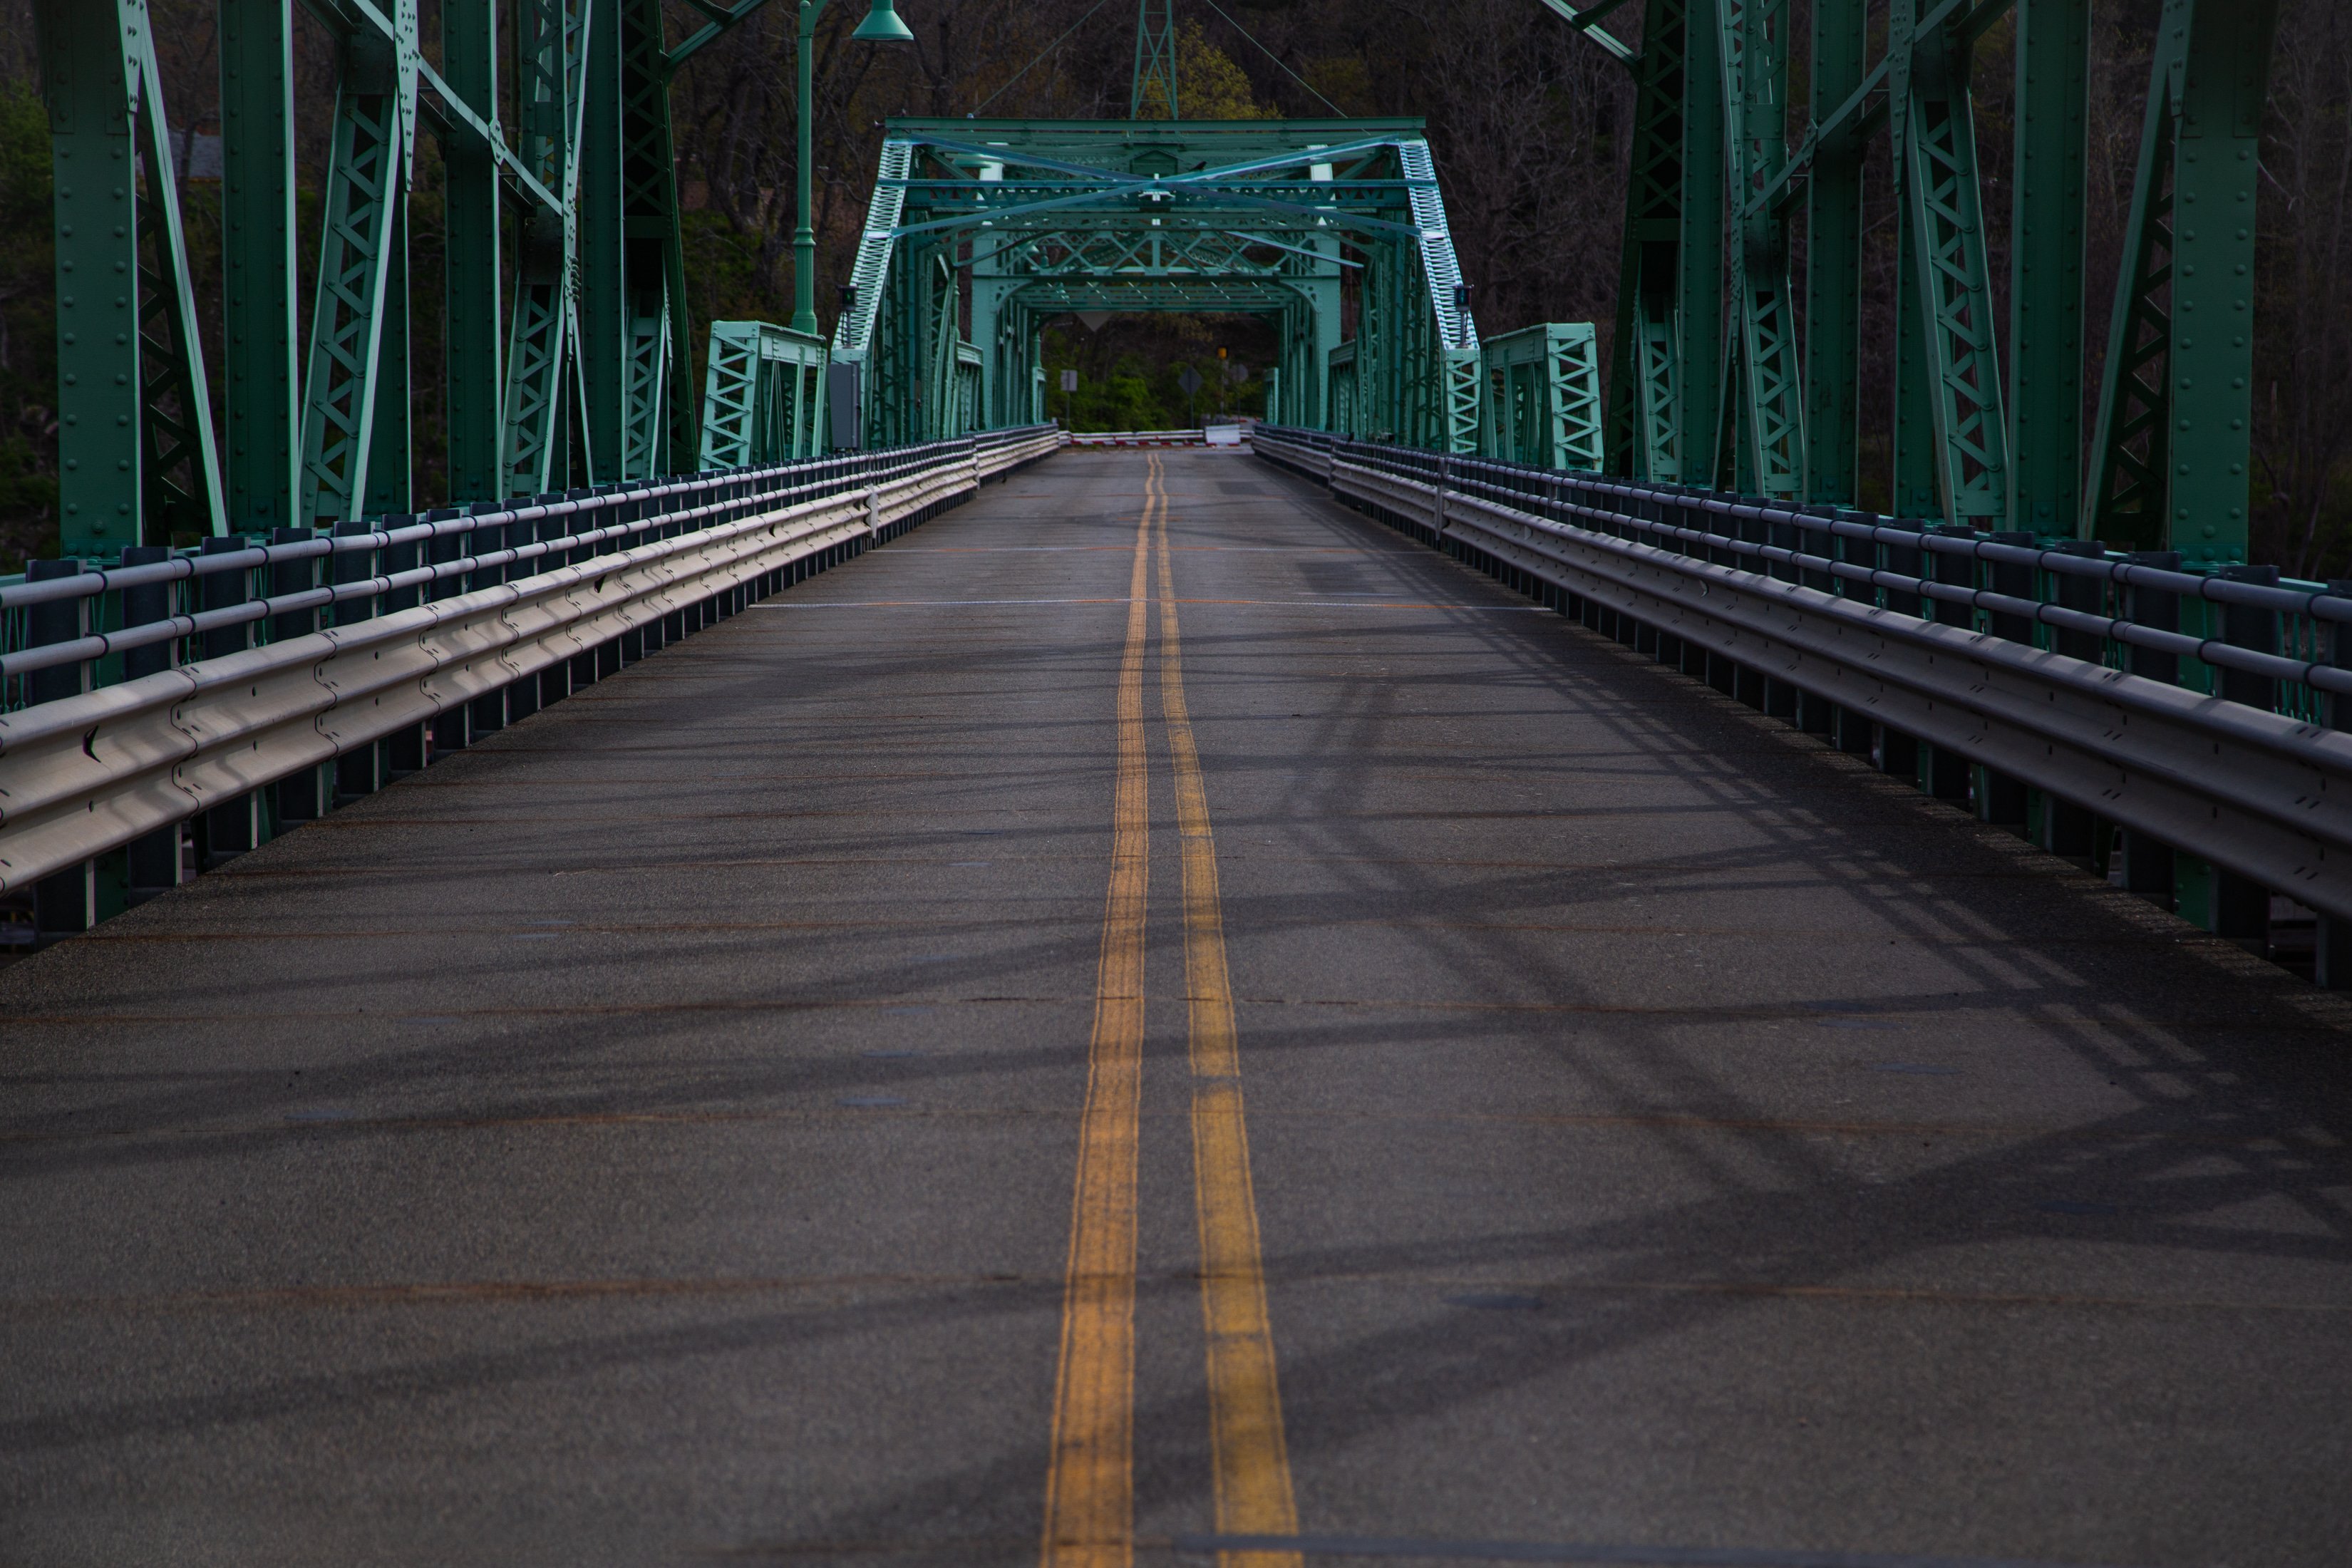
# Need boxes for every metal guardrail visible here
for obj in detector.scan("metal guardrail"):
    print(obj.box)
[1254,426,2352,975]
[0,426,1059,938]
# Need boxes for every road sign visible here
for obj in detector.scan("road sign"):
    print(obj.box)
[1177,367,1204,396]
[1061,369,1079,393]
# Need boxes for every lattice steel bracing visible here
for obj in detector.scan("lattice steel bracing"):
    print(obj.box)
[698,319,827,469]
[1550,0,2271,548]
[1895,4,2006,523]
[1719,0,1804,499]
[33,0,756,553]
[1480,324,1603,472]
[835,119,1478,453]
[299,59,407,524]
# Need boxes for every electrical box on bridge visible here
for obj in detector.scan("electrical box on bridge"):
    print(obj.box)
[827,362,862,450]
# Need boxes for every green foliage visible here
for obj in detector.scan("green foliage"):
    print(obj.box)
[1039,318,1268,432]
[680,209,793,436]
[1176,21,1275,120]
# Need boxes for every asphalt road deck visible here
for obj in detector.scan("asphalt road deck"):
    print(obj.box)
[3,447,2349,1568]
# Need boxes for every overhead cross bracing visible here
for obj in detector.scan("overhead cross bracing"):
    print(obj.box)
[828,118,1483,451]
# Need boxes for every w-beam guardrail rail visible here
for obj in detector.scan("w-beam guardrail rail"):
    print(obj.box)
[0,427,1059,942]
[1254,425,2352,982]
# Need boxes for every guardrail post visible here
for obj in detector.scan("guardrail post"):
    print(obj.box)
[2117,550,2182,908]
[1870,523,1925,780]
[1918,525,1978,802]
[2320,577,2352,988]
[2041,538,2110,860]
[423,508,472,757]
[1974,530,2036,826]
[25,559,94,940]
[331,518,387,803]
[269,525,326,825]
[2178,563,2283,948]
[1825,510,1877,755]
[1789,508,1835,735]
[466,502,510,738]
[119,545,186,903]
[197,536,262,868]
[382,512,433,775]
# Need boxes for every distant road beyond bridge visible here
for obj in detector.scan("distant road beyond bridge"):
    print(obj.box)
[4,448,2348,1567]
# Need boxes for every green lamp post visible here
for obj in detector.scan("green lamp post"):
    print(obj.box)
[792,0,915,338]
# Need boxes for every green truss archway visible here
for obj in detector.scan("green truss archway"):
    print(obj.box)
[827,118,1485,453]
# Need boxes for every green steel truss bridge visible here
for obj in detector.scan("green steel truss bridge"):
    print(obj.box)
[4,4,2352,1554]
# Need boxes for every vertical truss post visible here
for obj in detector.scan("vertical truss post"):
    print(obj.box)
[442,0,502,500]
[1678,0,1726,489]
[578,0,625,480]
[298,19,411,524]
[927,254,959,439]
[1606,0,1688,481]
[1894,0,2007,525]
[504,0,587,496]
[2007,0,2088,537]
[365,195,412,512]
[620,0,686,476]
[1802,0,1864,505]
[38,0,143,554]
[37,0,226,555]
[1889,13,1937,524]
[1132,0,1179,120]
[1721,0,1804,500]
[222,0,301,532]
[2087,0,2277,563]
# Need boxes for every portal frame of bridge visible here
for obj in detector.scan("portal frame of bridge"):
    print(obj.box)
[828,118,1481,453]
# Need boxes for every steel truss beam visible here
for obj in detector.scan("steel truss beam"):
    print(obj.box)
[1553,0,2270,551]
[35,0,746,553]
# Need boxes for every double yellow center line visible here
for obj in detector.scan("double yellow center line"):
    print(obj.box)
[1041,455,1301,1568]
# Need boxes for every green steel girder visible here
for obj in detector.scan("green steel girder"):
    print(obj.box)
[222,0,302,532]
[926,254,961,440]
[698,319,827,468]
[501,0,591,496]
[1604,0,1688,482]
[2087,0,2278,563]
[36,0,227,555]
[1677,0,1726,488]
[1719,0,1804,499]
[2007,0,2088,536]
[1802,0,1864,504]
[297,35,407,525]
[1481,323,1604,471]
[441,0,502,500]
